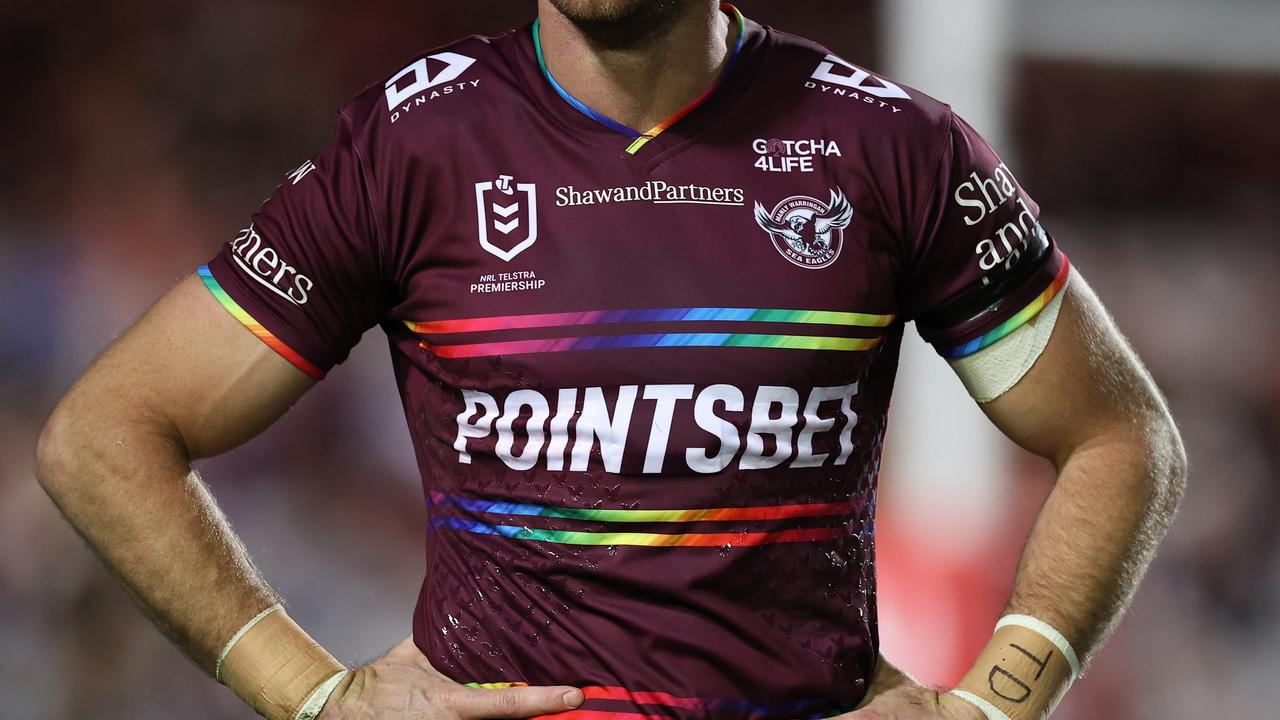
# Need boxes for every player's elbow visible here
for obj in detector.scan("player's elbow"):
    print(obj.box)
[34,391,119,501]
[1067,399,1189,529]
[35,398,84,498]
[35,386,186,501]
[1096,403,1189,531]
[1142,408,1189,524]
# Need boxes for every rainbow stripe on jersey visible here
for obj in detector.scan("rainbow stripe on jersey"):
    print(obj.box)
[432,491,851,523]
[420,333,878,359]
[435,518,840,547]
[533,3,748,155]
[406,305,892,359]
[198,265,325,379]
[405,306,893,334]
[431,492,859,548]
[462,682,859,720]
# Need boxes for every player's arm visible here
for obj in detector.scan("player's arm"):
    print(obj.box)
[855,274,1187,720]
[34,276,585,719]
[853,105,1186,718]
[985,274,1190,664]
[36,275,312,668]
[853,272,1187,720]
[948,271,1186,715]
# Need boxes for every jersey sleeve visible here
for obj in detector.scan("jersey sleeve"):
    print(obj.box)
[198,110,387,380]
[902,110,1070,360]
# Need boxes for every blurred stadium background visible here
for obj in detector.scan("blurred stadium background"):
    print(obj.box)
[2,1,1277,717]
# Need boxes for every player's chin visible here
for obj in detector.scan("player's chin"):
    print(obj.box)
[548,0,672,24]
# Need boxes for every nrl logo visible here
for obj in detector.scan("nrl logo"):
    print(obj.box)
[753,188,854,269]
[475,174,538,262]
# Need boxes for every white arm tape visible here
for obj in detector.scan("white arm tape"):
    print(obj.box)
[948,269,1074,403]
[996,614,1081,680]
[295,669,348,720]
[949,689,1012,720]
[215,602,283,683]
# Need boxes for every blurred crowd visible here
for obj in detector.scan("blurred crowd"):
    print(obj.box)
[1,1,1277,718]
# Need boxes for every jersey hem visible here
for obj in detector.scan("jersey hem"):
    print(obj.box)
[197,265,328,380]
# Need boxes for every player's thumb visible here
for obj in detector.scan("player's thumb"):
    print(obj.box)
[452,683,585,719]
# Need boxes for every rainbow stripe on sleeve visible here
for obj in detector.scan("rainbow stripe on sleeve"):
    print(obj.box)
[198,265,326,380]
[941,257,1072,359]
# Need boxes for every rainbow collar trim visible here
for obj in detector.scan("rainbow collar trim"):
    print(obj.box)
[532,3,747,155]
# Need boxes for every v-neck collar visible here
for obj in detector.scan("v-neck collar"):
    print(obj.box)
[514,3,767,160]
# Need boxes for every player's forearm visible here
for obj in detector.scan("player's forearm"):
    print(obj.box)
[35,390,278,675]
[1003,417,1186,664]
[948,412,1186,718]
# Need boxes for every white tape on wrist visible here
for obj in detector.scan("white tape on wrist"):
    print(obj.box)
[216,603,284,683]
[996,614,1081,680]
[949,689,1011,720]
[294,669,348,720]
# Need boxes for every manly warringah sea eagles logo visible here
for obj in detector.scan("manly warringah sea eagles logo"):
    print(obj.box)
[475,174,538,262]
[754,188,854,269]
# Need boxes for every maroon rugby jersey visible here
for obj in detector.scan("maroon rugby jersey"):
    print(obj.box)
[200,5,1069,718]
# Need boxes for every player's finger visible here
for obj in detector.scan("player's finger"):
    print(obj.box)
[448,683,584,719]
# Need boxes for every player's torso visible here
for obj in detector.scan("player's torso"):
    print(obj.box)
[351,22,924,714]
[369,27,914,473]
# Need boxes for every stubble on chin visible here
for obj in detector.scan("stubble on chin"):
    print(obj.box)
[545,0,694,48]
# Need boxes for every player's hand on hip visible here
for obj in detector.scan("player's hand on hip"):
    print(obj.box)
[316,635,584,720]
[833,654,984,720]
